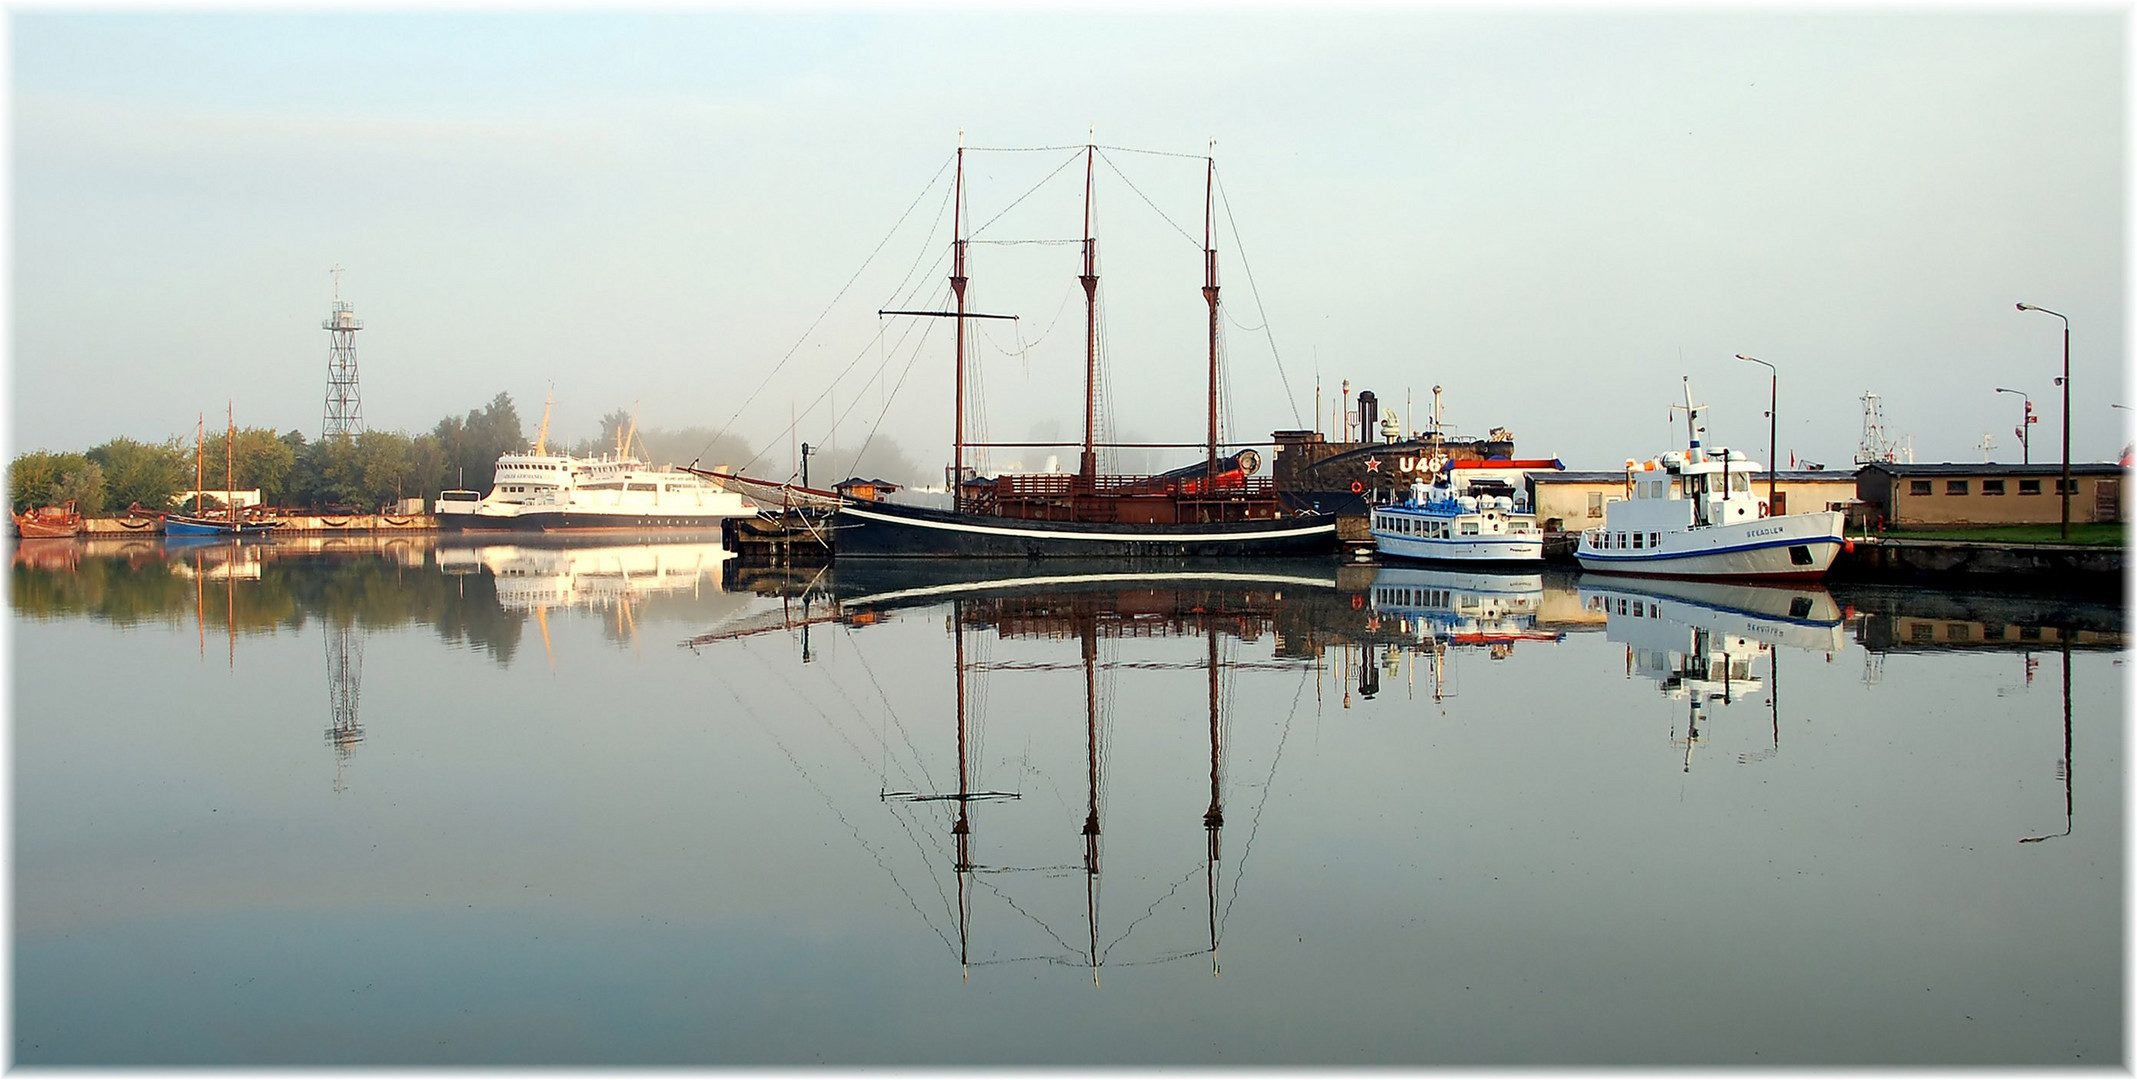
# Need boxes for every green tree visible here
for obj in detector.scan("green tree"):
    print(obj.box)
[434,392,523,493]
[86,437,187,511]
[8,450,105,513]
[228,427,297,504]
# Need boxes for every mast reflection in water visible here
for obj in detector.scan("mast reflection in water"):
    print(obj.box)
[8,541,2125,1065]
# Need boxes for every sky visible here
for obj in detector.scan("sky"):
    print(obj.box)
[8,8,2128,479]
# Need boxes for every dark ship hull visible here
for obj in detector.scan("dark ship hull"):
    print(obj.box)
[836,500,1339,558]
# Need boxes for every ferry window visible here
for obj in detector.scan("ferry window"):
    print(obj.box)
[1632,601,1644,616]
[2019,479,2042,494]
[1460,522,1479,536]
[1729,474,1750,493]
[1946,480,1969,495]
[1983,479,2005,495]
[1650,532,1659,547]
[1909,480,1932,495]
[1632,532,1644,549]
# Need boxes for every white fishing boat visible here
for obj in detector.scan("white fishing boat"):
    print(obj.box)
[1367,458,1560,564]
[1576,380,1846,581]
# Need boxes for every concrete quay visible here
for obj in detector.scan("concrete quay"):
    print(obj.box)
[82,512,437,536]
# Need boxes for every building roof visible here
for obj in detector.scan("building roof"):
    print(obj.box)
[1858,461,2127,477]
[1532,469,1858,485]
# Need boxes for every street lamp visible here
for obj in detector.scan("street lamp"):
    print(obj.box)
[2015,303,2071,539]
[1995,387,2034,465]
[1735,354,1777,509]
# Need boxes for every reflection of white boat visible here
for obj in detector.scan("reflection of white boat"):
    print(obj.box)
[462,542,731,611]
[1581,576,1844,771]
[1367,566,1555,647]
[1578,576,1846,653]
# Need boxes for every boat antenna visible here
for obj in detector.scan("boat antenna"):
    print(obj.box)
[1203,138,1220,475]
[1669,376,1706,450]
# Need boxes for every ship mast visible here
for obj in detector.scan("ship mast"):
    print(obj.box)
[225,403,235,519]
[1080,130,1100,482]
[952,137,971,507]
[1202,141,1221,476]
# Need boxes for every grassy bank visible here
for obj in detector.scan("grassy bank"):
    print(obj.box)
[1879,523,2127,547]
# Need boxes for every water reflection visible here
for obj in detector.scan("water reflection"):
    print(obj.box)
[9,538,2128,1063]
[1579,577,1845,772]
[696,562,1339,980]
[1363,567,1561,704]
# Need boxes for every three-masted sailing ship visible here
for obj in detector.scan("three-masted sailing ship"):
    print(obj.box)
[786,138,1339,558]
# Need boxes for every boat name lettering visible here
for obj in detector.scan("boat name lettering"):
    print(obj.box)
[1746,525,1784,538]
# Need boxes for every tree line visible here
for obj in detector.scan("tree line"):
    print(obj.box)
[8,394,606,514]
[1,390,954,515]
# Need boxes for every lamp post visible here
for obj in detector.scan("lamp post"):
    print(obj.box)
[2015,303,2071,538]
[1995,387,2033,464]
[1735,354,1777,509]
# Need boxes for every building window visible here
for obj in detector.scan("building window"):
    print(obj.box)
[1946,480,1969,495]
[2056,479,2081,495]
[1587,492,1604,518]
[1983,479,2005,495]
[1909,480,1932,495]
[2019,479,2042,495]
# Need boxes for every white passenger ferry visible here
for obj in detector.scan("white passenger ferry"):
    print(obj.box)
[434,408,754,533]
[1576,382,1846,581]
[1367,459,1559,564]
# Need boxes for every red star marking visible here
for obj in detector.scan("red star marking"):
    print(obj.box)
[1364,457,1382,472]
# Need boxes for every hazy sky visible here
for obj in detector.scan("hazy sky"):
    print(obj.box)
[10,9,2127,476]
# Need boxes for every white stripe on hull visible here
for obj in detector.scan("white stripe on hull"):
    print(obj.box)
[1577,511,1845,578]
[1373,534,1543,562]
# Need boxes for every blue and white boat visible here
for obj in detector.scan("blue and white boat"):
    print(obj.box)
[1576,380,1845,581]
[1368,466,1547,564]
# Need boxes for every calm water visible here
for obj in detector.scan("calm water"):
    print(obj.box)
[10,536,2125,1065]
